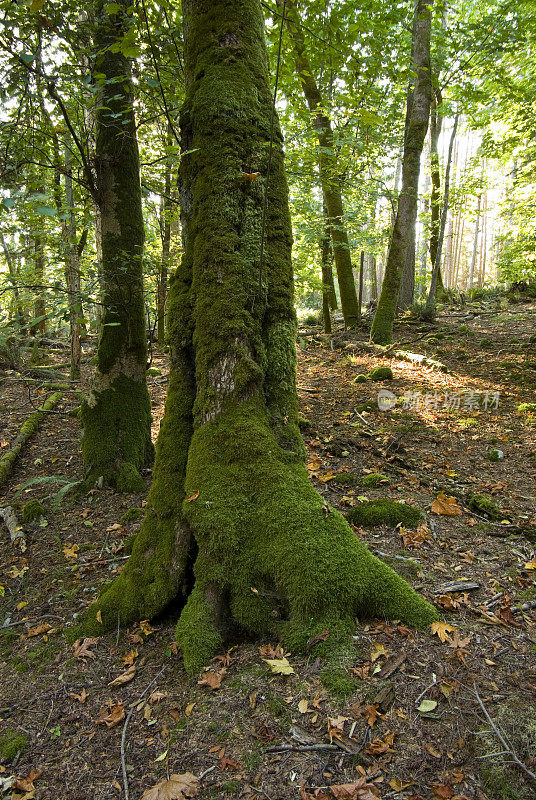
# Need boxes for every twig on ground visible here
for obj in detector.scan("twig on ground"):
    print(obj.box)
[471,680,536,786]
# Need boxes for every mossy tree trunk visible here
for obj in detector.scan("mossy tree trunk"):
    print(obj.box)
[282,0,359,328]
[77,0,437,675]
[371,0,433,343]
[80,0,153,491]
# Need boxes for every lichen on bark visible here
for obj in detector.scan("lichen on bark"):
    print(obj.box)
[76,0,438,674]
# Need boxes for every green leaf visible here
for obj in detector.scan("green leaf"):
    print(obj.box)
[29,0,46,11]
[417,699,437,713]
[1,198,16,210]
[19,52,35,65]
[36,206,58,217]
[104,2,121,14]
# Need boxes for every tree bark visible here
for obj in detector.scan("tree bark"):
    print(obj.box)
[371,0,433,342]
[283,0,359,327]
[76,0,437,675]
[80,0,153,491]
[429,88,446,297]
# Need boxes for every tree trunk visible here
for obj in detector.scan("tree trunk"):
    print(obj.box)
[283,0,359,327]
[371,0,433,343]
[427,114,458,308]
[64,140,82,380]
[157,124,174,346]
[76,0,437,675]
[31,236,46,336]
[320,218,333,334]
[429,89,446,298]
[80,0,153,491]
[468,193,481,291]
[1,233,26,331]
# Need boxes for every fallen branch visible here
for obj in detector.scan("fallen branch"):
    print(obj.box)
[0,505,25,550]
[345,341,448,372]
[0,392,62,488]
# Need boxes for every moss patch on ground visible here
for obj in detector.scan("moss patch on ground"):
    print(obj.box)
[346,499,424,528]
[0,729,29,761]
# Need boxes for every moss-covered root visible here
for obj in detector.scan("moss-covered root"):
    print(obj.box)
[0,392,62,488]
[174,402,438,676]
[347,499,424,528]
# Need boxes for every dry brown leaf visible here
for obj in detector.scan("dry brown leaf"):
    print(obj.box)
[139,619,156,636]
[306,630,330,649]
[27,623,52,637]
[425,742,442,758]
[220,756,242,771]
[185,491,199,503]
[327,715,346,742]
[70,688,88,703]
[72,637,99,660]
[95,701,125,728]
[150,690,167,704]
[63,543,79,559]
[431,494,463,516]
[184,702,195,717]
[108,664,136,687]
[365,730,395,755]
[106,523,122,532]
[258,643,284,659]
[363,704,382,728]
[431,783,454,799]
[140,772,199,800]
[350,665,370,680]
[198,669,225,690]
[430,621,456,642]
[330,778,380,799]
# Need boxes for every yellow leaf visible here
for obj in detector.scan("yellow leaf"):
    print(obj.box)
[96,610,103,624]
[63,543,79,559]
[16,601,28,611]
[263,657,295,675]
[389,778,414,791]
[185,702,195,717]
[298,699,309,714]
[430,621,456,642]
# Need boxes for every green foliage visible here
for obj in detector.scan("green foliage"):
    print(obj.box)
[467,492,503,520]
[21,498,46,522]
[361,472,390,487]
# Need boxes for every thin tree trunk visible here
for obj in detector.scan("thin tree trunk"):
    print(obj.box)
[427,114,458,307]
[371,0,433,343]
[321,217,333,334]
[64,140,82,379]
[283,0,359,327]
[1,233,26,330]
[429,88,446,297]
[358,250,364,313]
[368,254,378,302]
[468,193,481,291]
[31,236,46,336]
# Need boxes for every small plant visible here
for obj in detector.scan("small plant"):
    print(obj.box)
[14,476,82,511]
[467,492,503,520]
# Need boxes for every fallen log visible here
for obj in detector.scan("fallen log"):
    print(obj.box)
[0,392,62,488]
[0,505,25,550]
[345,341,448,372]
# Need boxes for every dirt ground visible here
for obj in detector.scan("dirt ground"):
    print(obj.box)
[1,300,535,800]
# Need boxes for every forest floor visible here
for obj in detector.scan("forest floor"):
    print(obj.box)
[1,300,536,800]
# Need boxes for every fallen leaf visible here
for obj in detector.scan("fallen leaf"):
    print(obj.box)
[63,543,79,559]
[70,688,88,703]
[370,643,388,663]
[96,610,103,624]
[431,495,463,516]
[259,643,285,659]
[198,669,225,690]
[140,772,199,800]
[330,778,380,799]
[27,623,52,637]
[185,491,199,503]
[425,742,442,757]
[365,730,395,755]
[263,657,294,675]
[431,783,454,799]
[95,701,125,728]
[241,172,260,181]
[220,756,242,771]
[307,630,330,649]
[417,699,438,713]
[327,715,346,743]
[139,620,156,636]
[73,637,99,660]
[430,621,456,642]
[364,704,381,728]
[150,691,167,704]
[298,699,309,714]
[122,649,138,666]
[109,664,136,687]
[184,702,195,717]
[390,778,414,792]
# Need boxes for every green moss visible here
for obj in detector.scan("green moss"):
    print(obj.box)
[320,665,358,697]
[116,462,145,493]
[477,702,535,800]
[22,498,46,523]
[467,492,503,520]
[174,584,224,675]
[0,729,29,761]
[147,367,163,376]
[361,472,390,488]
[347,498,423,528]
[368,366,393,381]
[378,554,421,581]
[354,374,367,383]
[479,338,493,348]
[120,506,144,524]
[333,471,358,486]
[297,414,312,429]
[518,403,536,414]
[487,449,502,462]
[0,393,62,488]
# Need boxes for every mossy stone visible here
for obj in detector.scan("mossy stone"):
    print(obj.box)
[487,449,502,462]
[347,499,423,528]
[0,729,29,761]
[361,472,390,488]
[22,499,46,523]
[116,462,145,493]
[368,366,393,381]
[333,471,358,486]
[354,374,367,383]
[467,492,502,520]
